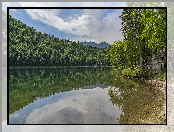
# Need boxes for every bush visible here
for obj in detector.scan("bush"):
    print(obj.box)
[122,66,144,78]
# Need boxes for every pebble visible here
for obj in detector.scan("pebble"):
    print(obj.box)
[123,81,174,131]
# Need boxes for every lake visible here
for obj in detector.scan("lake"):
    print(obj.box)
[9,67,166,124]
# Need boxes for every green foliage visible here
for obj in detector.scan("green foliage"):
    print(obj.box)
[9,15,111,66]
[157,72,166,81]
[109,40,128,69]
[109,8,166,79]
[121,67,144,77]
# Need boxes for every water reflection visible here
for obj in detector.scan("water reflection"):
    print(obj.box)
[9,67,115,114]
[108,77,166,124]
[9,84,122,124]
[9,67,166,124]
[81,84,108,89]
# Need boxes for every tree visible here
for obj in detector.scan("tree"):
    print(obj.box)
[9,15,111,66]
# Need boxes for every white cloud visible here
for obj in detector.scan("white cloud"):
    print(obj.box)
[83,9,103,20]
[23,8,123,44]
[71,9,123,44]
[3,2,125,44]
[23,9,101,37]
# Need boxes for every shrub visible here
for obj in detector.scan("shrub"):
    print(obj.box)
[122,66,144,78]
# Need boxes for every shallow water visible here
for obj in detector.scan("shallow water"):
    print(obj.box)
[9,67,166,124]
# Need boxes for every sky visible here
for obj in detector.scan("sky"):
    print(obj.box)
[3,2,126,44]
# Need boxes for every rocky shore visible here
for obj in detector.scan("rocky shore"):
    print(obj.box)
[145,79,166,124]
[146,79,166,93]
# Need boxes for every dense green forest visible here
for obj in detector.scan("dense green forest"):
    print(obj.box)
[9,15,110,66]
[109,8,166,79]
[8,8,166,79]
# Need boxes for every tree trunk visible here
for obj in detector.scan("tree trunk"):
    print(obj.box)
[135,9,143,68]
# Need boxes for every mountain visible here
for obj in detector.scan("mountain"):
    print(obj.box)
[80,41,110,48]
[9,15,111,66]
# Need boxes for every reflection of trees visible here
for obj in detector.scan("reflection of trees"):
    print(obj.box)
[9,67,115,114]
[108,77,166,124]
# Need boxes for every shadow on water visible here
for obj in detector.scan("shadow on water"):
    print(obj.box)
[9,66,166,124]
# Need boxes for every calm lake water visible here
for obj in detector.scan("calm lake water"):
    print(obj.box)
[9,67,166,124]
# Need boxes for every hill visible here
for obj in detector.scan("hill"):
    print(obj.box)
[9,15,111,66]
[80,41,110,48]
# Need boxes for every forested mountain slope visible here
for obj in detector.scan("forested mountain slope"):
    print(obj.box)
[80,41,110,48]
[9,15,110,66]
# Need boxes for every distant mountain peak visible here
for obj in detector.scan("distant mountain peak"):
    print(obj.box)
[80,41,110,48]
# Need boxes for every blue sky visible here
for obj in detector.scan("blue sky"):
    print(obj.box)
[3,2,126,44]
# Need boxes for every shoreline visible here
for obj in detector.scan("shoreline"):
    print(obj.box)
[145,79,166,93]
[146,79,166,124]
[126,77,166,124]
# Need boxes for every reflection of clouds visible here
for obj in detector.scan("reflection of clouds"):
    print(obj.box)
[25,88,122,124]
[10,113,20,118]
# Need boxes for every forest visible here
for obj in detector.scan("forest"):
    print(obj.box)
[109,8,166,80]
[9,15,110,66]
[8,8,166,80]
